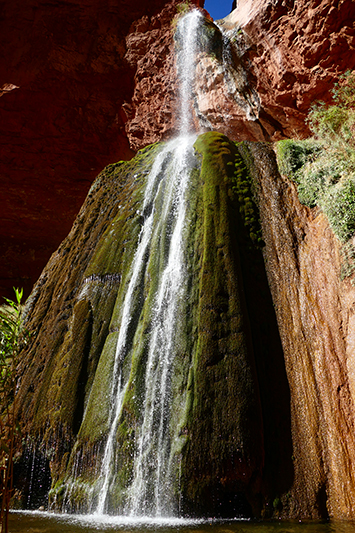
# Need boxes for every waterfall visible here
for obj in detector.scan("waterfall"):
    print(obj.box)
[176,10,203,134]
[127,135,196,516]
[93,9,203,517]
[217,23,260,121]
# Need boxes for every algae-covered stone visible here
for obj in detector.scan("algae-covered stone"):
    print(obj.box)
[15,142,163,493]
[15,133,270,517]
[177,132,264,516]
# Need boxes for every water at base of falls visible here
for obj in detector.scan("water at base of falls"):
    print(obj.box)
[12,511,352,533]
[11,510,256,533]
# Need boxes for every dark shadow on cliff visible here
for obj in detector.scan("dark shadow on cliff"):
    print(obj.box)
[13,449,52,510]
[235,190,294,514]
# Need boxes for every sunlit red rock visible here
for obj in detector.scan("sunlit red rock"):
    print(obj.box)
[217,0,355,139]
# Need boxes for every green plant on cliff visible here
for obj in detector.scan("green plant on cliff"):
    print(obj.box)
[176,0,190,14]
[276,70,355,243]
[0,288,27,533]
[171,0,191,27]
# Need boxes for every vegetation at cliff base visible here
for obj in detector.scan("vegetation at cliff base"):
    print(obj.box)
[276,70,355,243]
[0,288,26,533]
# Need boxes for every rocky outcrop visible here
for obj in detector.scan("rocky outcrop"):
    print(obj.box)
[218,0,355,139]
[127,0,355,148]
[14,133,288,516]
[14,127,355,520]
[248,142,355,519]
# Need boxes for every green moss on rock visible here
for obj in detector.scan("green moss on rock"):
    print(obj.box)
[18,133,268,516]
[175,132,264,516]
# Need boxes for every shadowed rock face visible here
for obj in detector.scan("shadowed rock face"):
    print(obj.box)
[0,0,202,300]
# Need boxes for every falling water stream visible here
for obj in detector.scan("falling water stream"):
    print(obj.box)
[11,9,355,533]
[93,9,203,518]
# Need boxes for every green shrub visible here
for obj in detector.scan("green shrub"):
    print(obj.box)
[332,70,355,108]
[321,179,355,243]
[0,288,28,532]
[176,1,190,14]
[298,157,344,208]
[276,70,355,243]
[276,138,321,180]
[307,104,349,140]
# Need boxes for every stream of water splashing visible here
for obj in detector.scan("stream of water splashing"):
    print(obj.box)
[177,10,203,134]
[94,9,203,517]
[216,23,260,121]
[127,135,196,517]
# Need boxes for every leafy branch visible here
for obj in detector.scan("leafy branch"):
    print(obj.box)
[0,288,28,533]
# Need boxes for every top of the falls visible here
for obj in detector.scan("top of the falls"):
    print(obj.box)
[176,10,203,136]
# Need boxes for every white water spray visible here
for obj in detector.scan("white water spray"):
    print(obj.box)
[176,10,203,134]
[94,9,203,517]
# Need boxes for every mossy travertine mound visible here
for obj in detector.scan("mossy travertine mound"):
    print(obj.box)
[15,141,161,495]
[178,133,264,515]
[15,132,292,517]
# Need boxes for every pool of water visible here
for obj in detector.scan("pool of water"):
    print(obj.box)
[8,512,355,533]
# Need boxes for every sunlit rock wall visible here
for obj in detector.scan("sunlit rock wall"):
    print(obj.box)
[247,142,355,519]
[218,0,355,139]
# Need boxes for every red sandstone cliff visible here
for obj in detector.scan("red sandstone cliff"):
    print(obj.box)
[0,0,202,300]
[126,0,355,146]
[1,0,354,298]
[218,0,355,139]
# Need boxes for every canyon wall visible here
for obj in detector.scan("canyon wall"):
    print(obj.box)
[2,0,355,299]
[0,0,202,300]
[218,0,355,139]
[240,142,355,519]
[4,0,355,521]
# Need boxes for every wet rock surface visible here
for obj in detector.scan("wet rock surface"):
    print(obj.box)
[15,134,277,516]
